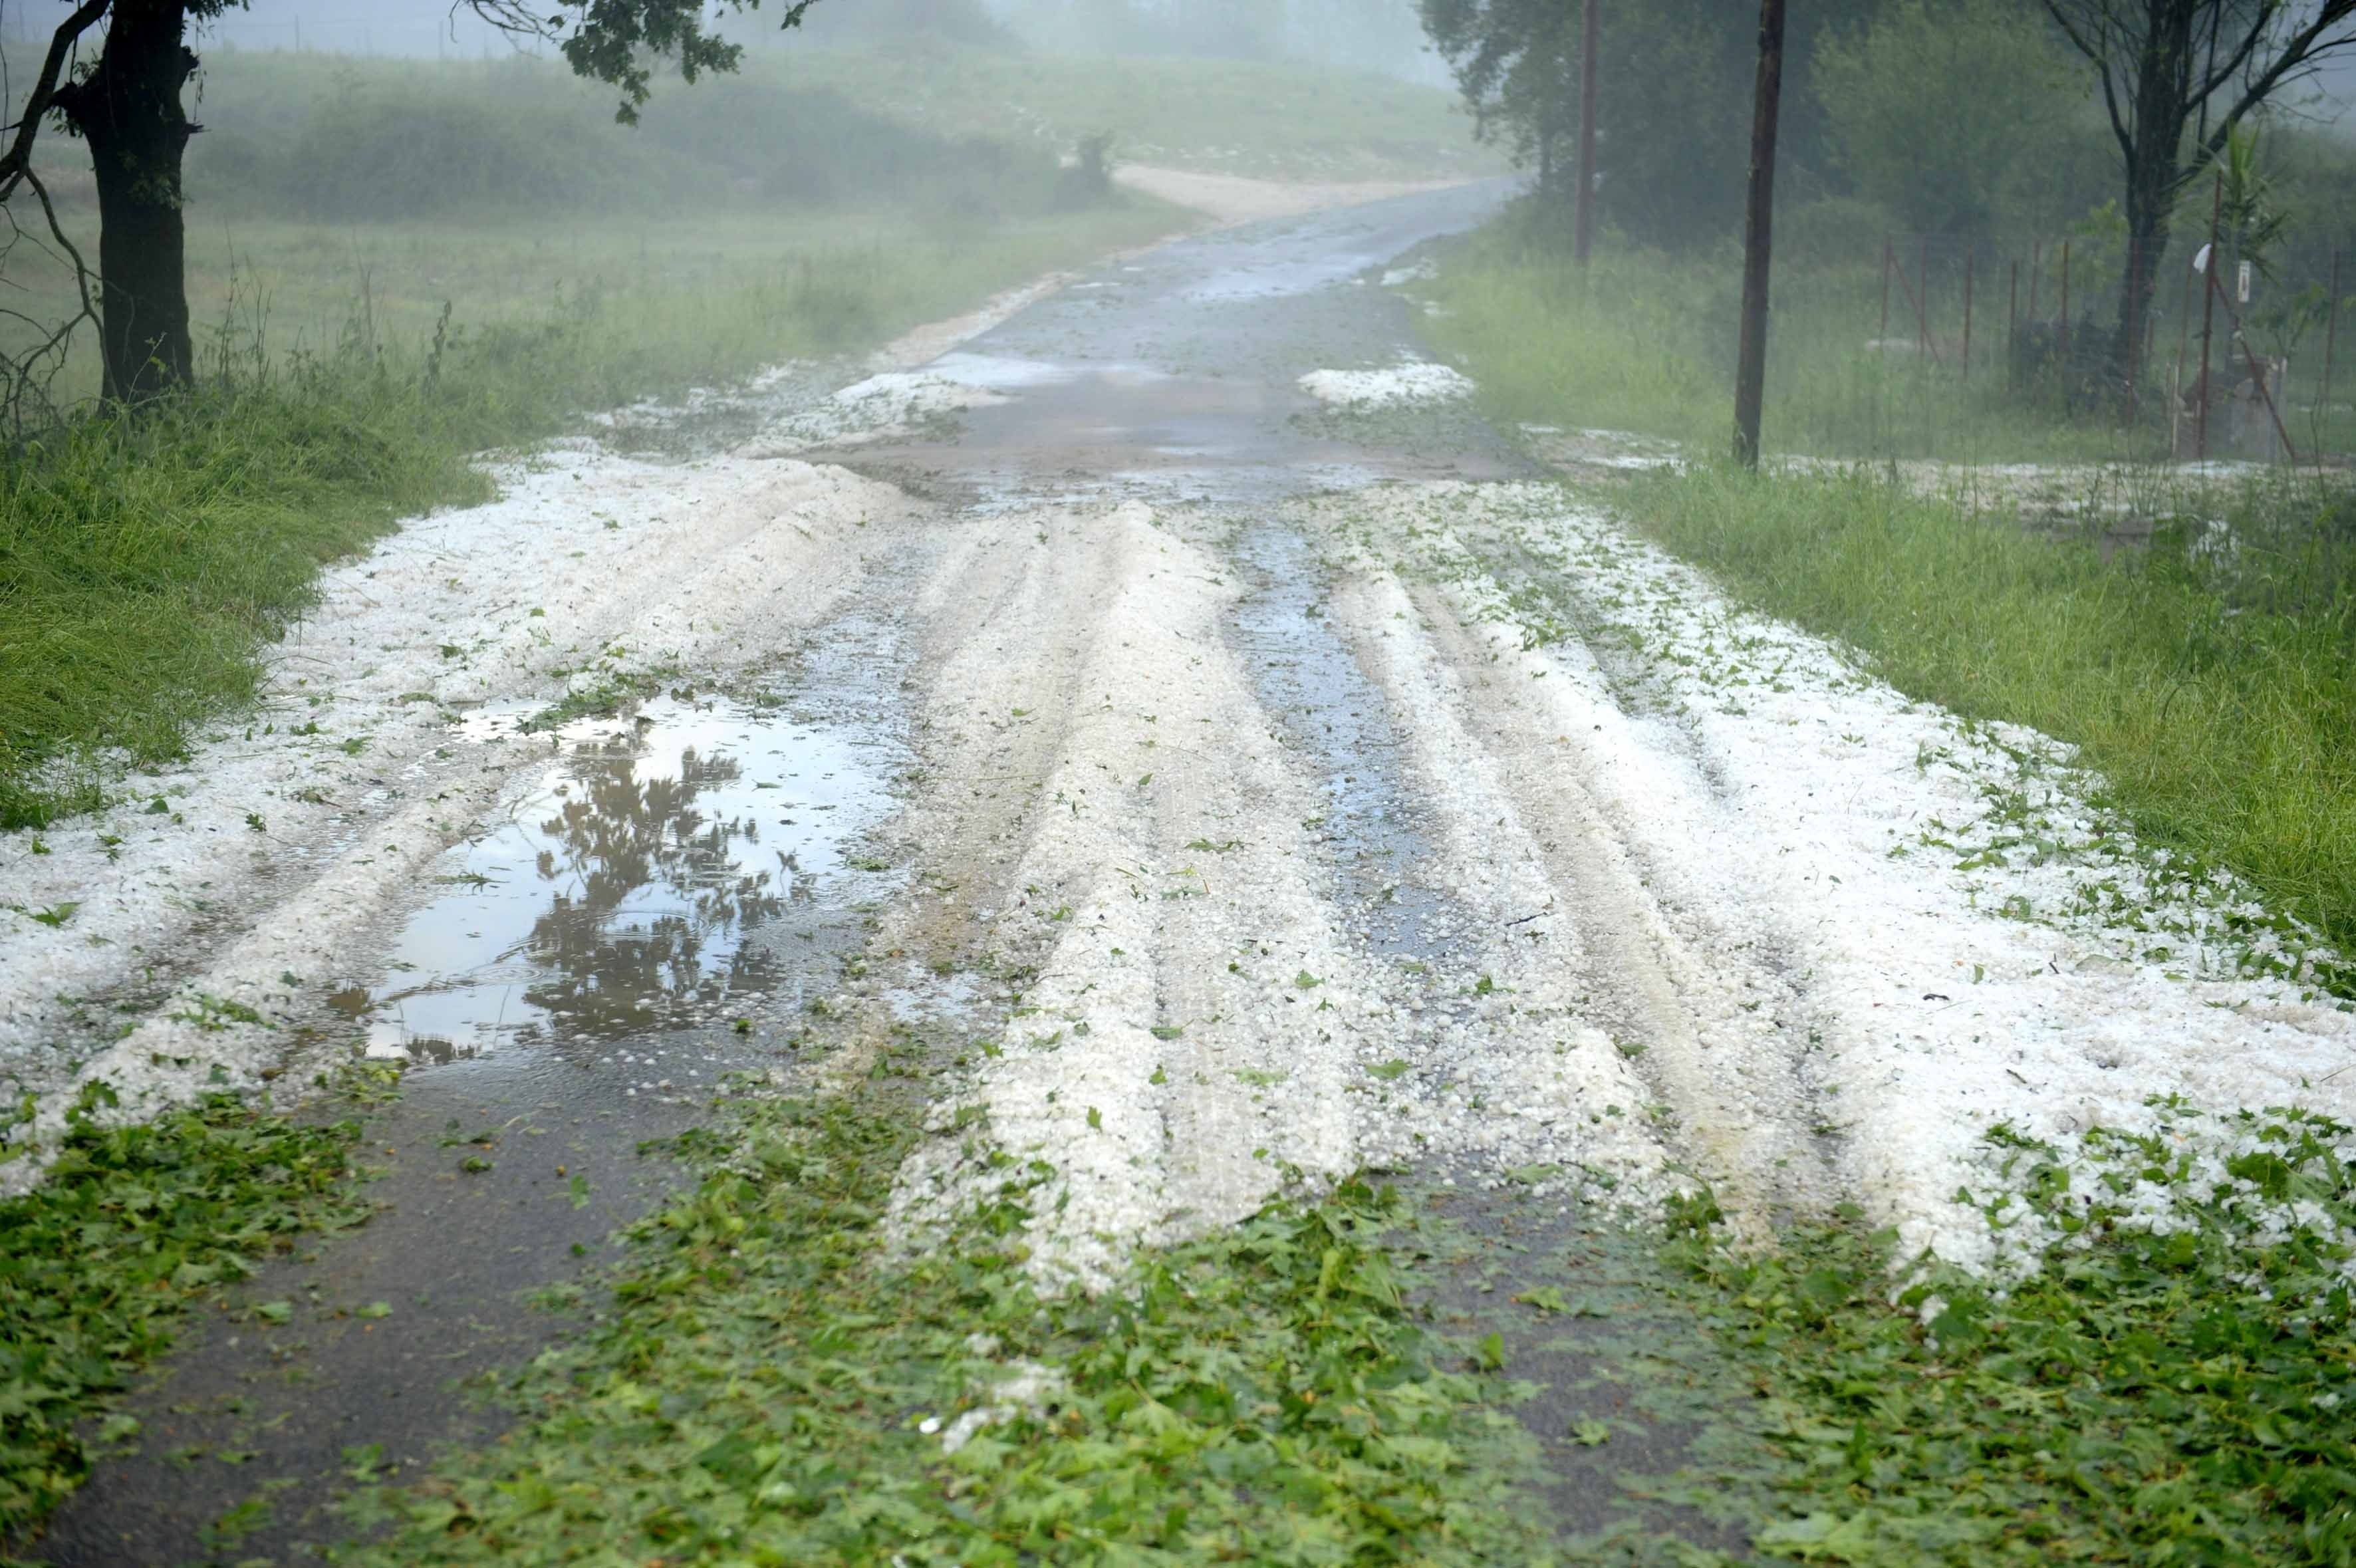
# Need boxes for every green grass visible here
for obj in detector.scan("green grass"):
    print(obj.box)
[0,1086,370,1535]
[759,41,1498,184]
[1420,213,2170,464]
[7,42,1490,219]
[0,203,1176,829]
[342,1045,1546,1566]
[1615,461,2356,965]
[1664,1100,2356,1565]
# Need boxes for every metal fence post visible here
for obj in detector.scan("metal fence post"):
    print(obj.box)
[1881,237,1892,342]
[2125,237,2141,416]
[2325,247,2342,422]
[2008,259,2018,387]
[1917,236,1930,356]
[2059,239,2072,366]
[1963,249,1974,382]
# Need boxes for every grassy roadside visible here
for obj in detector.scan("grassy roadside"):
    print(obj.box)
[1613,461,2356,969]
[1661,1101,2356,1567]
[0,1088,370,1539]
[1420,209,2356,970]
[1417,218,2166,463]
[340,1041,1547,1567]
[0,203,1176,830]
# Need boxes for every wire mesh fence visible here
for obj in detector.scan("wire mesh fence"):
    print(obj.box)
[1820,222,2356,467]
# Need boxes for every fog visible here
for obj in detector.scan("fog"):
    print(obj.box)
[59,0,1446,85]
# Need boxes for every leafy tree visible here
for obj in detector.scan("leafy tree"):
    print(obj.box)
[1418,0,1885,249]
[1814,0,2085,239]
[0,0,818,407]
[1417,0,1580,198]
[2038,0,2356,376]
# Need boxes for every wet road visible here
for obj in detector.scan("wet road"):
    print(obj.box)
[31,180,1575,1566]
[819,178,1528,505]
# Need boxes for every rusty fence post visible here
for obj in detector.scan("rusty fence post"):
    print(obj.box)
[2059,239,2072,366]
[2325,247,2342,446]
[2198,172,2222,462]
[2008,258,2018,387]
[1881,237,1892,341]
[1963,249,1974,381]
[2125,237,2141,416]
[1918,235,1931,356]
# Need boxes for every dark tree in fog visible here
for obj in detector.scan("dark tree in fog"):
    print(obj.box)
[1416,0,1884,249]
[0,0,820,405]
[2041,0,2356,380]
[1418,0,1582,201]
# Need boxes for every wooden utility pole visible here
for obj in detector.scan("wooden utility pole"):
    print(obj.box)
[1574,0,1599,265]
[1732,0,1787,468]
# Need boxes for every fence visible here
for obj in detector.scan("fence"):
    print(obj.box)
[1826,221,2356,467]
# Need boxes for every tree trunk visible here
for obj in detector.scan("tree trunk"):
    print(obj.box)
[52,0,197,404]
[2115,140,2177,396]
[2105,5,2195,393]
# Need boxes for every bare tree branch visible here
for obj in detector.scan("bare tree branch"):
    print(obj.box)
[0,0,112,208]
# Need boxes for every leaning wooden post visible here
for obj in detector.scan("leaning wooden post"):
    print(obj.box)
[1732,0,1788,469]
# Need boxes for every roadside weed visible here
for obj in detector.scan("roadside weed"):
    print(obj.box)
[347,1088,1549,1565]
[1668,1101,2356,1565]
[0,1088,367,1535]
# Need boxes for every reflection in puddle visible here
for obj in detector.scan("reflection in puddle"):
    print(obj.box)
[361,694,894,1059]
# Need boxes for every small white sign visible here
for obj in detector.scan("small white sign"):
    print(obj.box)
[2238,260,2254,303]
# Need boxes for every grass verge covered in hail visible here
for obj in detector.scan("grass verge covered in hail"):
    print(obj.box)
[1615,461,2356,971]
[1661,1101,2356,1567]
[343,1053,1547,1567]
[0,204,1171,831]
[0,1087,368,1538]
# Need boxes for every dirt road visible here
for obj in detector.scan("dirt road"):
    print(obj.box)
[12,182,2355,1560]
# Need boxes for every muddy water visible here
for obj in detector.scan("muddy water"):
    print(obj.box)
[818,182,1529,509]
[353,693,889,1063]
[33,614,916,1567]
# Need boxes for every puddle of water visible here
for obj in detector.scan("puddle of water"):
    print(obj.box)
[1230,525,1447,957]
[360,692,896,1061]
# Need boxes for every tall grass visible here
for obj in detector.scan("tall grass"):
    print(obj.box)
[1628,461,2356,955]
[1422,212,2172,463]
[0,207,1176,829]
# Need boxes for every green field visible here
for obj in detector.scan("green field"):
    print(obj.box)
[758,39,1498,182]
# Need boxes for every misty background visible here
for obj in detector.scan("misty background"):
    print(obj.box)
[0,0,1452,83]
